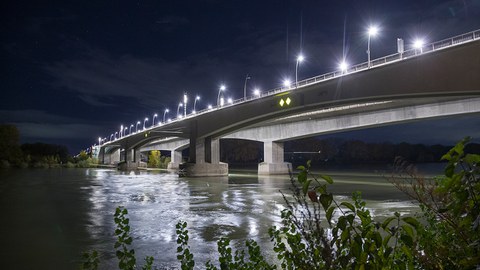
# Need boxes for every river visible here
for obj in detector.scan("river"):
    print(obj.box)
[0,165,442,269]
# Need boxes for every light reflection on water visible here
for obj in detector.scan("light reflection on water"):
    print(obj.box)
[0,166,437,269]
[81,169,422,269]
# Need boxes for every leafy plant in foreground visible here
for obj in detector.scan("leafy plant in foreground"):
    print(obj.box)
[391,137,480,269]
[268,160,420,269]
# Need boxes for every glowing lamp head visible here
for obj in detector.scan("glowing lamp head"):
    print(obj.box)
[297,54,304,63]
[220,85,226,91]
[283,79,291,87]
[253,89,260,96]
[368,26,379,37]
[339,61,348,71]
[413,39,425,49]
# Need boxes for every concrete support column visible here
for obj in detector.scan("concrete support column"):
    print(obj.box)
[258,141,292,175]
[98,147,106,164]
[184,137,228,177]
[167,150,183,170]
[106,148,121,164]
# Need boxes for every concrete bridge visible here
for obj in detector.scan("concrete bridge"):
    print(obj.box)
[97,30,480,176]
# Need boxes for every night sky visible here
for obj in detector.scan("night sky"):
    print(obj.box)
[2,0,480,154]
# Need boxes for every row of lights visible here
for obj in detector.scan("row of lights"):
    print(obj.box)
[97,25,429,146]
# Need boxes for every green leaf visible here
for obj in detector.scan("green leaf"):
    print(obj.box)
[298,170,307,184]
[302,179,312,195]
[445,164,455,178]
[465,153,480,164]
[326,206,335,224]
[400,234,413,247]
[382,217,396,229]
[320,193,333,210]
[297,165,305,170]
[402,224,414,239]
[340,202,355,212]
[320,174,334,184]
[402,216,420,229]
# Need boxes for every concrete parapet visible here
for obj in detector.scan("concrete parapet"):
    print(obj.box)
[258,162,292,175]
[183,162,229,177]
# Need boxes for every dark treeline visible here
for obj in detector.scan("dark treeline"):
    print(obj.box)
[0,124,79,168]
[221,137,480,166]
[287,137,480,165]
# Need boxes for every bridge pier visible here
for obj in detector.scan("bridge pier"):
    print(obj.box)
[167,150,183,170]
[183,137,228,177]
[118,148,144,170]
[258,141,292,175]
[102,148,120,164]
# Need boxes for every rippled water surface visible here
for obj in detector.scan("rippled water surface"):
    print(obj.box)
[0,166,440,269]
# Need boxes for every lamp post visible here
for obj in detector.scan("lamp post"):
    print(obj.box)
[339,60,348,73]
[120,125,123,137]
[254,88,261,97]
[295,54,304,87]
[135,121,141,132]
[163,108,169,123]
[367,26,378,68]
[217,85,226,107]
[129,124,134,134]
[110,134,114,141]
[152,113,158,126]
[143,118,148,130]
[176,102,183,118]
[283,79,291,88]
[183,93,188,117]
[98,137,102,146]
[124,127,128,136]
[115,132,118,139]
[193,95,200,113]
[413,38,425,54]
[243,75,251,100]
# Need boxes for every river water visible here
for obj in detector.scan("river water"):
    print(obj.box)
[0,165,442,269]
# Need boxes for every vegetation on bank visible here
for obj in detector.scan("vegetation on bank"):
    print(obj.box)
[82,138,479,269]
[147,150,171,169]
[0,124,98,169]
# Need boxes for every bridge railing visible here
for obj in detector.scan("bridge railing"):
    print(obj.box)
[101,29,480,145]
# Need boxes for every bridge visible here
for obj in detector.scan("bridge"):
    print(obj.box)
[96,30,480,176]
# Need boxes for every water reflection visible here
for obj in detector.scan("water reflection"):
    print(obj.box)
[0,167,429,269]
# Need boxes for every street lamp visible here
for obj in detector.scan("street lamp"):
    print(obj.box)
[193,95,200,113]
[227,97,233,104]
[152,113,158,126]
[176,102,183,118]
[339,60,348,73]
[295,54,304,87]
[183,93,188,117]
[367,26,379,68]
[243,74,251,100]
[124,127,128,136]
[208,104,213,109]
[98,137,102,146]
[129,124,134,134]
[283,79,291,88]
[120,125,124,137]
[413,38,425,53]
[253,88,261,97]
[135,121,141,132]
[143,117,148,130]
[110,134,114,141]
[163,108,169,123]
[217,85,226,107]
[115,131,118,139]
